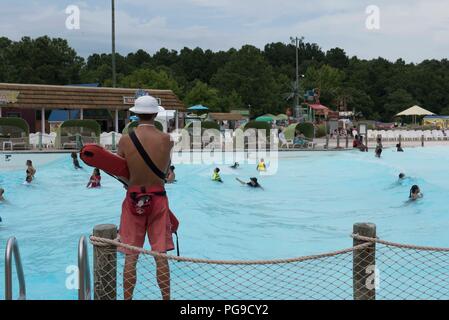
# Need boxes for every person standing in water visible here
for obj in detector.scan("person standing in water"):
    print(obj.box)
[86,168,101,188]
[375,137,383,158]
[212,168,223,183]
[257,158,267,172]
[26,160,36,183]
[71,152,83,169]
[396,143,404,152]
[117,95,179,301]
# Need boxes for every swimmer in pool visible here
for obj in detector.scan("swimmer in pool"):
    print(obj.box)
[409,185,423,200]
[0,188,5,201]
[71,152,83,169]
[230,162,239,169]
[399,173,406,180]
[26,160,36,183]
[257,159,267,172]
[236,177,264,190]
[396,143,404,152]
[87,168,102,188]
[212,168,223,183]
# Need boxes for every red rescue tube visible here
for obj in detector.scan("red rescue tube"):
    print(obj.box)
[80,144,130,179]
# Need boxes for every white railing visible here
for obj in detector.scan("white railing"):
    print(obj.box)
[367,129,449,142]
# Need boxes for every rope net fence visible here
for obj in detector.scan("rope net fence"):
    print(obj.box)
[89,235,449,300]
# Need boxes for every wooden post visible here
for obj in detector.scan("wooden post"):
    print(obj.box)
[345,134,349,149]
[353,223,376,300]
[399,134,402,145]
[365,134,368,151]
[93,224,117,300]
[325,134,329,149]
[421,135,424,147]
[336,133,341,149]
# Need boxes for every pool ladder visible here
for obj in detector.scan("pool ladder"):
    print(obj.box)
[78,236,91,300]
[5,237,26,300]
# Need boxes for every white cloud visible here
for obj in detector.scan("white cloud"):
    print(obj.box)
[0,0,448,62]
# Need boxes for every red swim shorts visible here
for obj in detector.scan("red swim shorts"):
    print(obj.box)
[119,185,176,254]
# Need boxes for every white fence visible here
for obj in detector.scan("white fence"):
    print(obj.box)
[368,130,449,142]
[27,132,122,150]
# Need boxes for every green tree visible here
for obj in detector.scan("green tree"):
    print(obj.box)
[211,45,279,116]
[120,68,182,97]
[2,36,84,84]
[303,64,345,107]
[184,80,220,111]
[383,89,417,120]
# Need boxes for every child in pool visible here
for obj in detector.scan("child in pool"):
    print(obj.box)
[212,168,223,183]
[87,168,101,188]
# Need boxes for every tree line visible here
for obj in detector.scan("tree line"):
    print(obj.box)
[1,35,449,121]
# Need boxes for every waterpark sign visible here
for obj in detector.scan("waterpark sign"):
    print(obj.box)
[0,90,20,105]
[123,96,162,105]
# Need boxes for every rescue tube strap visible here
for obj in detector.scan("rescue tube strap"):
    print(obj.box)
[129,131,167,181]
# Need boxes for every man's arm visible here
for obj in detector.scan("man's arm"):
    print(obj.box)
[235,178,246,185]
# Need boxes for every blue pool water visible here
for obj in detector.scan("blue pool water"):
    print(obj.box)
[1,147,449,299]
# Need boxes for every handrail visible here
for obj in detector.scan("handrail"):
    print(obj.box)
[5,237,26,300]
[78,236,91,300]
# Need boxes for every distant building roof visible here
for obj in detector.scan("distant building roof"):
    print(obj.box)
[424,115,449,119]
[0,83,185,111]
[64,83,100,88]
[48,109,80,122]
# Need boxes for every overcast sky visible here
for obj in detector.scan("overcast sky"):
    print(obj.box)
[1,0,448,62]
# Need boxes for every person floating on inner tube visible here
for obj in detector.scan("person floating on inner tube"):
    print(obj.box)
[257,158,267,172]
[212,168,223,183]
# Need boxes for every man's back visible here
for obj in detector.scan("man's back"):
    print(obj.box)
[118,127,173,187]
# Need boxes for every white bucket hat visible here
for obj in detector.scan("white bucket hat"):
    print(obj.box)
[129,95,165,114]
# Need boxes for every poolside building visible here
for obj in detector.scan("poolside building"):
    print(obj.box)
[0,83,185,133]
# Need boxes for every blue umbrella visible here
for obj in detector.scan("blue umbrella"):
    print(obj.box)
[188,105,209,111]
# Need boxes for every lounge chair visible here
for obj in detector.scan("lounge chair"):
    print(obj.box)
[279,136,293,149]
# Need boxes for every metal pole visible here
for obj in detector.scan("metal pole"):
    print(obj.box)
[111,0,117,88]
[5,237,26,300]
[295,37,299,118]
[78,236,91,300]
[353,223,376,300]
[93,224,117,300]
[115,109,119,133]
[41,107,45,134]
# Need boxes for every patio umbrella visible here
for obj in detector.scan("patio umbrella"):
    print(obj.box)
[396,105,435,124]
[188,105,209,111]
[255,116,274,122]
[276,114,289,121]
